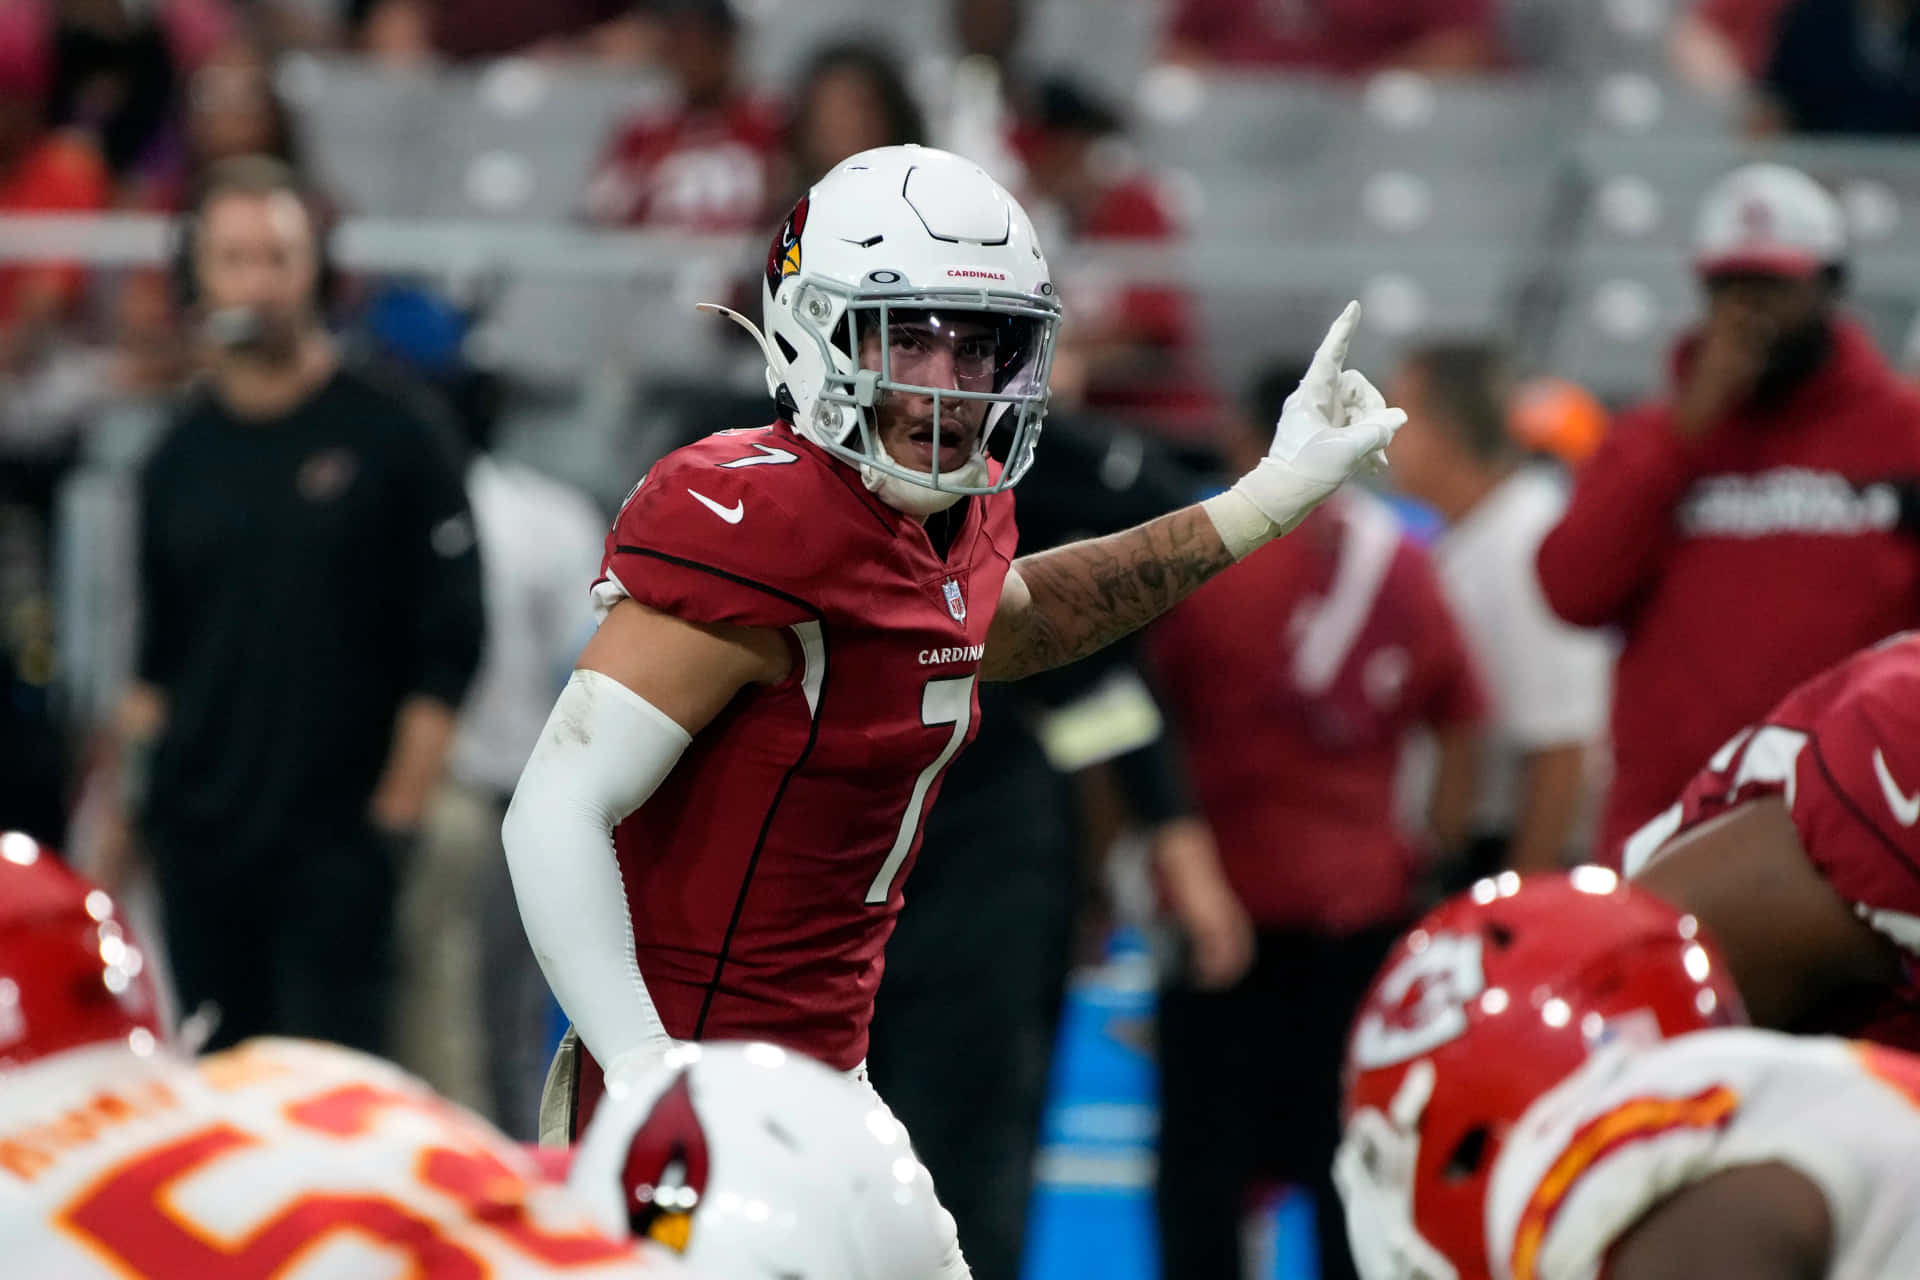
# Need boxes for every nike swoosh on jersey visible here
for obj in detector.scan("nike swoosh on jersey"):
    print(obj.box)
[687,489,744,524]
[1874,748,1920,827]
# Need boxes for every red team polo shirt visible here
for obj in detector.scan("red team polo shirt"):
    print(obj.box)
[1150,496,1487,934]
[569,421,1018,1129]
[1623,632,1920,1051]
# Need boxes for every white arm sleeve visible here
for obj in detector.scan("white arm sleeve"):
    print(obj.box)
[502,668,691,1076]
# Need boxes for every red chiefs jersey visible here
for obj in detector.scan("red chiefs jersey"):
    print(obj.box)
[1622,631,1920,1047]
[588,421,1017,1079]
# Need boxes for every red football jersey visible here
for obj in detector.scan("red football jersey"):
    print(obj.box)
[587,421,1017,1081]
[1622,631,1920,1048]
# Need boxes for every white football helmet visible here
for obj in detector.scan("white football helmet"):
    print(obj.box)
[569,1042,952,1280]
[708,143,1061,516]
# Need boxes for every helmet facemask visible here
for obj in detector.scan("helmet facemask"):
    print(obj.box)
[794,280,1059,512]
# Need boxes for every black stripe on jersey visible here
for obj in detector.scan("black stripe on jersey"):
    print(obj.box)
[612,545,831,1040]
[613,546,819,617]
[1807,731,1920,887]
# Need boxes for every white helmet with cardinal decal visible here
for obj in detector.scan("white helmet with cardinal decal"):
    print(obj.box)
[568,1042,952,1279]
[706,144,1061,516]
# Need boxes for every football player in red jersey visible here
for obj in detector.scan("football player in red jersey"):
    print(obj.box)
[501,143,1402,1269]
[1335,870,1920,1280]
[1621,631,1920,1050]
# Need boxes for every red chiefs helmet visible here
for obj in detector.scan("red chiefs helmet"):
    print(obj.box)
[0,832,163,1070]
[1334,868,1745,1280]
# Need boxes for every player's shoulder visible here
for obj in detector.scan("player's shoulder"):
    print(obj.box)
[1787,632,1920,802]
[637,425,835,504]
[1806,632,1920,727]
[197,1036,431,1099]
[1487,1030,1847,1280]
[604,424,892,621]
[616,424,886,556]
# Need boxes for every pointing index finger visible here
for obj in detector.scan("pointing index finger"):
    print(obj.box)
[1302,300,1361,422]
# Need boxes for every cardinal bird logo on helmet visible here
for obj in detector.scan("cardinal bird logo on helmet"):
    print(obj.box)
[621,1069,713,1254]
[766,195,809,296]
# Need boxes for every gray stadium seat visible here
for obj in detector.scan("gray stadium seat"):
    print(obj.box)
[1540,244,1694,402]
[416,62,673,221]
[1138,73,1346,177]
[279,54,441,216]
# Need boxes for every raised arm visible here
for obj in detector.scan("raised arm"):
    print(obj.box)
[983,301,1404,682]
[981,506,1233,681]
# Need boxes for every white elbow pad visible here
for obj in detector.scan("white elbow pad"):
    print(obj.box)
[503,669,691,1069]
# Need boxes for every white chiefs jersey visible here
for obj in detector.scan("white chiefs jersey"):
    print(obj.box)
[0,1037,688,1279]
[1486,1028,1920,1280]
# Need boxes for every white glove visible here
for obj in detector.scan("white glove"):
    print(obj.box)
[1203,301,1406,559]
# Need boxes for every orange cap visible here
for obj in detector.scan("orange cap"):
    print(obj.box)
[1507,376,1607,468]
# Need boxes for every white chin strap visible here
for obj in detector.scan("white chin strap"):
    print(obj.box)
[864,455,988,516]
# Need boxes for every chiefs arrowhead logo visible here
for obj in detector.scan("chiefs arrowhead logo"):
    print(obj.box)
[1350,932,1486,1070]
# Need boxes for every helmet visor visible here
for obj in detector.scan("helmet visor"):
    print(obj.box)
[808,285,1059,494]
[862,307,1047,399]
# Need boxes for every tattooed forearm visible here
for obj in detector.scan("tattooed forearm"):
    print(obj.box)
[982,505,1237,682]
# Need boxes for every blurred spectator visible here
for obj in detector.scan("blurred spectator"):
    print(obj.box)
[46,0,185,182]
[0,19,108,374]
[1163,0,1501,73]
[361,284,605,1136]
[921,0,1033,191]
[106,157,483,1056]
[350,0,648,64]
[583,0,782,231]
[1147,364,1486,1280]
[0,640,66,845]
[136,36,304,211]
[1751,0,1920,135]
[952,0,1026,75]
[45,268,190,784]
[1387,343,1611,878]
[1538,163,1920,862]
[787,42,925,190]
[1671,0,1792,96]
[1019,76,1217,438]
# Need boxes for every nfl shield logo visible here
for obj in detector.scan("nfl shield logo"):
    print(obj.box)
[942,578,966,622]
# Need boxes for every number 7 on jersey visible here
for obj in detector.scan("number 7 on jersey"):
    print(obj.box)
[867,675,975,904]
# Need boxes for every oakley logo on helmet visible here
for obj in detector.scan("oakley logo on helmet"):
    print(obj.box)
[766,194,809,296]
[1351,933,1486,1070]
